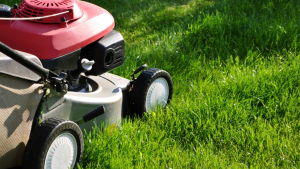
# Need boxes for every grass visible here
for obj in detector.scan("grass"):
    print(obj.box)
[4,0,300,168]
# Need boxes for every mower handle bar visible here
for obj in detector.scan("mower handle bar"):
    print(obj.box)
[0,41,49,81]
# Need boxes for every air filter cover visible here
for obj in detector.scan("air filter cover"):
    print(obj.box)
[16,0,83,23]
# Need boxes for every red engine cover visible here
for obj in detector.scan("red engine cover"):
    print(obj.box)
[17,0,83,23]
[0,0,114,60]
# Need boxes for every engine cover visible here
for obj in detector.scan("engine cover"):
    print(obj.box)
[0,1,114,61]
[16,0,83,23]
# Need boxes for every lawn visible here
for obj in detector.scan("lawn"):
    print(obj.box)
[4,0,300,168]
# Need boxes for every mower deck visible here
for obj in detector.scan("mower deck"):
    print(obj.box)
[40,73,130,132]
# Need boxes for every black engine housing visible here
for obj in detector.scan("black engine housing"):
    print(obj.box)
[82,30,125,76]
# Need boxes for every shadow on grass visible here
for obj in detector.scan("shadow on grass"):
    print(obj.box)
[103,0,299,70]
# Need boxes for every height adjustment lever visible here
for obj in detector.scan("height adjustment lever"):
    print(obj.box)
[131,64,147,80]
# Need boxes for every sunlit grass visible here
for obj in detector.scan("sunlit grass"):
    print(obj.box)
[79,0,300,168]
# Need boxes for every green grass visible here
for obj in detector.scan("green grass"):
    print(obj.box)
[80,0,300,168]
[4,0,300,168]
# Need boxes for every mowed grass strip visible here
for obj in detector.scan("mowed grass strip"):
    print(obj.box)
[3,0,300,168]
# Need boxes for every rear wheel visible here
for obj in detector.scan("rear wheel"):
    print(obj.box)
[130,68,173,115]
[23,118,84,169]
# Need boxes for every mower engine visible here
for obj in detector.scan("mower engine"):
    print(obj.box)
[0,0,125,91]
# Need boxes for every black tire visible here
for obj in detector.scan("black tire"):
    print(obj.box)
[129,68,173,116]
[22,118,84,169]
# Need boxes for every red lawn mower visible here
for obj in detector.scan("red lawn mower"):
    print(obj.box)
[0,0,173,168]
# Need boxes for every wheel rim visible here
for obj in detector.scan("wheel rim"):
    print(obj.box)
[44,132,78,169]
[146,77,169,113]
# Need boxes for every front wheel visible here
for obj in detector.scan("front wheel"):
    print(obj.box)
[130,68,173,115]
[23,118,84,169]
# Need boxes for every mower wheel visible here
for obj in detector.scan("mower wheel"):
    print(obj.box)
[130,68,173,115]
[22,118,84,169]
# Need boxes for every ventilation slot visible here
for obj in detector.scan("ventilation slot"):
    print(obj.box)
[29,0,72,7]
[16,0,83,23]
[114,58,123,65]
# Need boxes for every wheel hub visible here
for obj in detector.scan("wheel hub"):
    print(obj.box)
[44,132,78,169]
[146,77,169,112]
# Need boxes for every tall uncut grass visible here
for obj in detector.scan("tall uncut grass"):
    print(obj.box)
[4,0,300,168]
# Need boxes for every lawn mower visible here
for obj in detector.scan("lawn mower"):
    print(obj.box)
[0,0,173,168]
